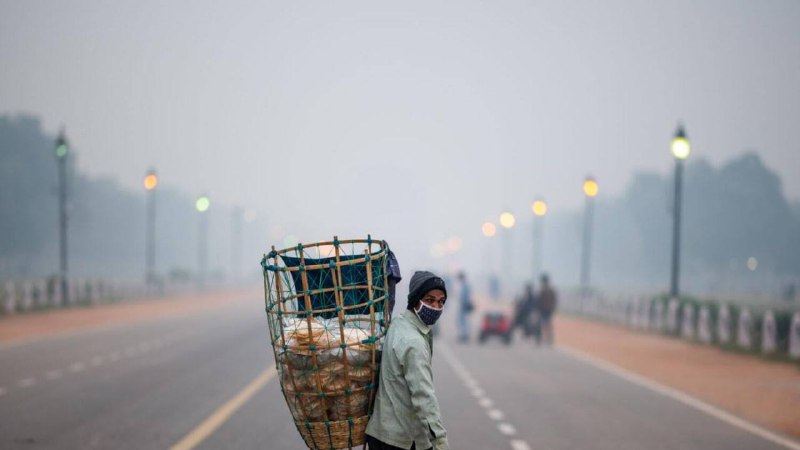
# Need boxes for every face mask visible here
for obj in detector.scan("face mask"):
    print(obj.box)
[415,302,444,326]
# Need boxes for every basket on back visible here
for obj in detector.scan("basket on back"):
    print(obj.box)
[261,237,391,450]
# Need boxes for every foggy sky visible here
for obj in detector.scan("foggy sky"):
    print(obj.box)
[2,0,799,276]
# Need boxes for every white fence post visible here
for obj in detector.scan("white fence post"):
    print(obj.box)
[21,281,33,311]
[653,301,664,331]
[717,305,731,344]
[3,281,15,314]
[761,311,776,354]
[681,303,695,339]
[667,298,679,333]
[697,306,712,344]
[737,308,753,349]
[789,312,800,359]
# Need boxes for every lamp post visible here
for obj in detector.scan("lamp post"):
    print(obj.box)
[580,177,598,295]
[531,198,547,279]
[55,128,69,305]
[499,211,516,297]
[143,169,158,292]
[195,195,210,290]
[670,124,690,298]
[231,207,243,282]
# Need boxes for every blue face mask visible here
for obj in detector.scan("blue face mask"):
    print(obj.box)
[415,302,444,326]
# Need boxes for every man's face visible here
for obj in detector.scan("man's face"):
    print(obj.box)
[419,289,446,309]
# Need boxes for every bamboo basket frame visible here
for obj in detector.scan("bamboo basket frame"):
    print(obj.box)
[261,236,391,450]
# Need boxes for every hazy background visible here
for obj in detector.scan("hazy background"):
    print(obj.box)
[2,0,799,298]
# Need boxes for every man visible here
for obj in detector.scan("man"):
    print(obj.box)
[514,282,539,340]
[457,271,473,343]
[366,271,450,450]
[538,273,558,345]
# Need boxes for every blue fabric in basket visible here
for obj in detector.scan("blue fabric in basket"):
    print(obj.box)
[280,254,385,319]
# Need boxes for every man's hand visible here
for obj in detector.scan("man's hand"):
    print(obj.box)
[433,435,450,450]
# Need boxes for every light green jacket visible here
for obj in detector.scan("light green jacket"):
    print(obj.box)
[366,310,449,450]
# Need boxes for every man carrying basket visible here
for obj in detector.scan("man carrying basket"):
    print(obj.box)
[365,271,450,450]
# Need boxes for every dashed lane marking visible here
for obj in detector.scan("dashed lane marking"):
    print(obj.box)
[170,367,277,450]
[439,343,532,450]
[498,423,517,436]
[510,439,532,450]
[488,409,504,420]
[0,387,6,396]
[46,370,63,380]
[18,378,35,388]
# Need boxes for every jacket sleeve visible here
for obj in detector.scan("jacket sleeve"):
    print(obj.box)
[399,338,450,449]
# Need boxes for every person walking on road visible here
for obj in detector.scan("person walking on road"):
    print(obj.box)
[366,271,450,450]
[514,282,540,340]
[538,273,558,345]
[457,271,474,343]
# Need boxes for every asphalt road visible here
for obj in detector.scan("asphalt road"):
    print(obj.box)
[0,294,793,450]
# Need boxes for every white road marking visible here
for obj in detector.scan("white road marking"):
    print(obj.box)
[498,423,517,436]
[488,409,505,420]
[18,378,36,388]
[125,346,137,355]
[138,342,151,352]
[510,439,532,450]
[68,362,86,373]
[0,386,7,396]
[439,343,532,450]
[109,351,121,361]
[91,356,104,366]
[46,370,63,380]
[558,345,800,450]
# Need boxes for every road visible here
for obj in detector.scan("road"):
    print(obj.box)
[0,293,792,450]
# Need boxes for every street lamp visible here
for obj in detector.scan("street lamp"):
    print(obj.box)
[143,169,158,292]
[499,211,515,297]
[580,177,598,295]
[531,199,547,279]
[670,124,690,297]
[55,128,69,305]
[196,195,210,290]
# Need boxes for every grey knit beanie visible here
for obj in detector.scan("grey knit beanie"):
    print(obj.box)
[407,270,447,310]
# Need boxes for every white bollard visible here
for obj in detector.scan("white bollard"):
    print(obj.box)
[717,305,731,344]
[21,281,33,311]
[639,301,651,330]
[653,302,664,331]
[36,280,47,309]
[737,308,753,349]
[52,280,62,307]
[681,303,695,339]
[697,306,712,344]
[3,281,15,314]
[667,298,679,333]
[790,313,800,359]
[761,311,777,354]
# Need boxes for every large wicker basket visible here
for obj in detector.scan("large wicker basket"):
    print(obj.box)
[261,237,391,450]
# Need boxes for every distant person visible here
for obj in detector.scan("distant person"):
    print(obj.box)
[366,271,450,450]
[538,274,558,345]
[514,283,540,340]
[457,272,474,343]
[489,275,500,302]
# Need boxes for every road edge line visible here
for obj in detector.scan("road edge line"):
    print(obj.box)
[557,344,800,450]
[170,366,276,450]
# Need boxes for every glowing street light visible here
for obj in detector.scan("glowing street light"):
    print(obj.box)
[196,195,210,290]
[481,222,497,238]
[144,169,158,291]
[531,198,547,278]
[55,128,70,305]
[580,177,598,295]
[670,123,690,297]
[499,212,516,229]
